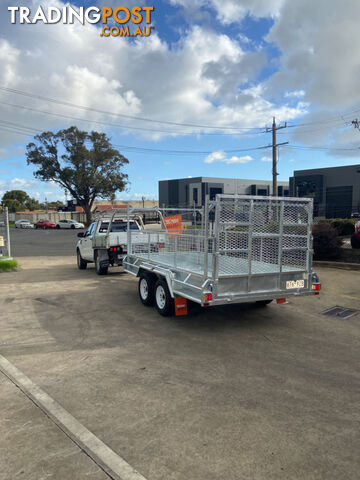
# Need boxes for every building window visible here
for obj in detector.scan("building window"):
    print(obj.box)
[210,187,222,200]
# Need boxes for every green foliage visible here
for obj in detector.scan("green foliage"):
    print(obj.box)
[322,218,356,236]
[0,258,18,271]
[312,222,343,260]
[26,126,129,224]
[1,190,41,212]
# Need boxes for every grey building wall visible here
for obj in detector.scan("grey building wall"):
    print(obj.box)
[159,177,289,208]
[290,164,360,218]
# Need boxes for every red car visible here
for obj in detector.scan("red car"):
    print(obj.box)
[35,219,56,229]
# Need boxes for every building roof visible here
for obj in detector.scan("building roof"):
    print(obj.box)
[159,177,289,186]
[94,205,132,212]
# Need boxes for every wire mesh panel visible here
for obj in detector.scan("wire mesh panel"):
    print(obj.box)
[215,195,312,277]
[126,197,313,283]
[127,208,210,276]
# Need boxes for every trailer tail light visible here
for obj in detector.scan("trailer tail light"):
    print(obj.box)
[205,293,213,302]
[312,283,321,295]
[276,298,287,304]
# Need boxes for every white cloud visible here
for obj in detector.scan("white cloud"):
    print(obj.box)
[0,178,38,190]
[261,156,272,162]
[267,0,360,110]
[284,90,305,98]
[0,0,307,149]
[204,150,253,164]
[119,192,157,200]
[204,151,225,163]
[169,0,285,24]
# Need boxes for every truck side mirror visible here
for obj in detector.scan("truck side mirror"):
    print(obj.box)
[77,232,85,238]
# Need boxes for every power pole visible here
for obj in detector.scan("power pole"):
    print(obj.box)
[267,117,288,196]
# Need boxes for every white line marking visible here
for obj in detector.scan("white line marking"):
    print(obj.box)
[0,354,148,480]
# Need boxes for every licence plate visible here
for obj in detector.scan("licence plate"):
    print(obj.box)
[286,280,304,289]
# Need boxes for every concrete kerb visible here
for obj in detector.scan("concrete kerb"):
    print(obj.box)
[0,354,148,480]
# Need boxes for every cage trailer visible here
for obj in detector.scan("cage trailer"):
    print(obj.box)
[123,195,321,316]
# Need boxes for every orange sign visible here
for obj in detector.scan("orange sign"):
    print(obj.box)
[163,215,182,236]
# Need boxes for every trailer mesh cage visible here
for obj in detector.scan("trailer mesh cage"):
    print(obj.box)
[126,195,313,281]
[215,196,311,277]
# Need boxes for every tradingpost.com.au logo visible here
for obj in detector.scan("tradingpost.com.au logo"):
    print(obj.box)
[8,5,155,37]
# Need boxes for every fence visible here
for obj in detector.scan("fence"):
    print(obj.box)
[9,211,87,224]
[126,195,313,280]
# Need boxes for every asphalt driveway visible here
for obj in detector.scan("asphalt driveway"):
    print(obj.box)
[1,257,359,480]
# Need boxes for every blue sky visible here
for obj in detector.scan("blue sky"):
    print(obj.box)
[1,0,360,202]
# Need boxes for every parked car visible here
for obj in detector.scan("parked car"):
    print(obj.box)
[350,212,360,219]
[35,219,56,229]
[15,219,34,229]
[351,218,360,248]
[56,219,84,229]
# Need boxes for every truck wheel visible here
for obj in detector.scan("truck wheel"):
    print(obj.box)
[77,249,87,270]
[138,272,155,306]
[95,251,108,275]
[351,233,360,249]
[256,300,273,306]
[154,278,174,316]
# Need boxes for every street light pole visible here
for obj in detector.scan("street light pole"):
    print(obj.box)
[5,206,11,258]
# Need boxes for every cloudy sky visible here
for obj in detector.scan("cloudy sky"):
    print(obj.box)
[1,0,360,202]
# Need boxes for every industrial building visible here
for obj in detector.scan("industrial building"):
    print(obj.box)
[290,164,360,218]
[159,177,289,208]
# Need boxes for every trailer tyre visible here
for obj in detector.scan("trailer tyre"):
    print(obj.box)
[95,251,108,275]
[351,233,360,249]
[138,272,155,306]
[256,299,273,306]
[154,278,174,316]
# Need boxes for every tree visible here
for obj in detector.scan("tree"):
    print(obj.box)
[1,190,41,212]
[26,126,129,225]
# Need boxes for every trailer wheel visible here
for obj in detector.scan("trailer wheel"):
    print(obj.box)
[77,249,87,270]
[138,272,155,306]
[154,278,174,316]
[95,251,108,275]
[351,233,360,249]
[256,300,273,306]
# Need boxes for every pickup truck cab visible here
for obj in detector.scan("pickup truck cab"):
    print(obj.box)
[76,217,142,274]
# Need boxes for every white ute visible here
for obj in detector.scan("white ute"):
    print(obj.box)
[76,209,163,275]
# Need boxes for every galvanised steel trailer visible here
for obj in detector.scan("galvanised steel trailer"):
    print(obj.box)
[123,195,321,316]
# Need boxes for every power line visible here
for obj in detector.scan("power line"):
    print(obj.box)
[0,86,265,132]
[0,100,265,137]
[0,119,275,156]
[2,117,359,156]
[283,144,360,151]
